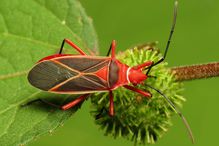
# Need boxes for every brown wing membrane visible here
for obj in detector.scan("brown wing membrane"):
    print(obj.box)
[28,61,78,91]
[55,56,110,73]
[28,56,111,94]
[53,74,108,92]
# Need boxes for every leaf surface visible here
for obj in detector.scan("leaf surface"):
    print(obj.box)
[0,0,98,145]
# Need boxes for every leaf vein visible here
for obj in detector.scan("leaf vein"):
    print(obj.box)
[32,0,88,49]
[0,91,41,115]
[1,33,59,49]
[0,107,18,138]
[0,70,28,80]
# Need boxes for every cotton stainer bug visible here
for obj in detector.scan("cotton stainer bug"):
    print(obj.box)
[27,1,194,143]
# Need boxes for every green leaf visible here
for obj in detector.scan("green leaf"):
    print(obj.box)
[0,0,98,145]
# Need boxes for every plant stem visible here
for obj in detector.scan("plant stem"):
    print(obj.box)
[171,62,219,81]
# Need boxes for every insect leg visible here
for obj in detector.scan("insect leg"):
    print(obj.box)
[123,85,152,98]
[59,39,87,55]
[133,61,153,70]
[95,107,108,119]
[94,93,114,119]
[106,40,116,58]
[22,98,62,109]
[61,94,90,110]
[22,94,89,110]
[146,1,178,75]
[109,91,114,116]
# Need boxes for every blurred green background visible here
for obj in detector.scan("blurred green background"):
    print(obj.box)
[30,0,219,146]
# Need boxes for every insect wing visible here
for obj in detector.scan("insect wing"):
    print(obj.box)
[28,56,111,94]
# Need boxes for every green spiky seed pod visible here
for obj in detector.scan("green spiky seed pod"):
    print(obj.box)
[90,45,185,145]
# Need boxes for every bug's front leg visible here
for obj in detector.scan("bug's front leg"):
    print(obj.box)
[22,98,61,109]
[133,61,153,70]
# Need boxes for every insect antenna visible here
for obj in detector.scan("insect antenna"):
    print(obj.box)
[146,1,178,75]
[145,83,195,143]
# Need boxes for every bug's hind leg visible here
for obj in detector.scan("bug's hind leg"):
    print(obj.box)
[22,98,62,109]
[109,91,114,116]
[59,39,87,55]
[61,94,90,110]
[22,94,90,110]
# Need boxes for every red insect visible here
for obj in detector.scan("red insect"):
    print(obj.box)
[27,1,194,143]
[28,39,153,116]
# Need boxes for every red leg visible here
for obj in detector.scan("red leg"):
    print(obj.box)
[59,39,87,55]
[106,40,116,58]
[123,85,152,98]
[61,94,90,110]
[22,94,89,110]
[109,91,114,116]
[133,61,153,70]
